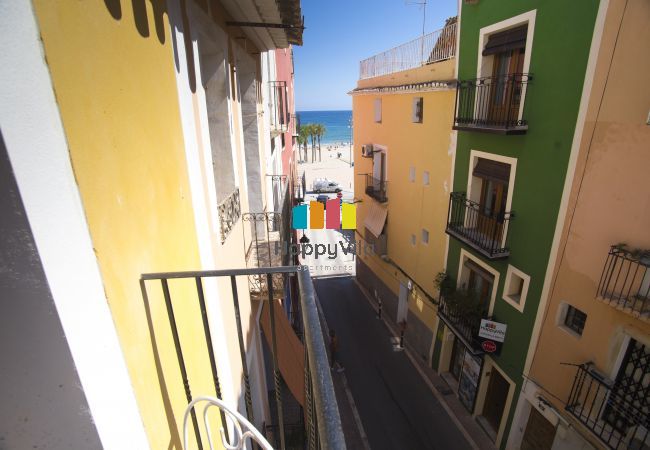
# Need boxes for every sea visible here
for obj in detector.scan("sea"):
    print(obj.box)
[296,110,352,145]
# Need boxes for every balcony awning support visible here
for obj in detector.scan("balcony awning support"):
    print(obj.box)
[226,21,305,30]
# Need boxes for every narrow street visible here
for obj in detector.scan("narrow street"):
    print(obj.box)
[314,276,472,450]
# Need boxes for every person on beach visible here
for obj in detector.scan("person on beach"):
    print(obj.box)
[329,329,345,372]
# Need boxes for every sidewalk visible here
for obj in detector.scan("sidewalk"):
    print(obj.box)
[354,279,496,450]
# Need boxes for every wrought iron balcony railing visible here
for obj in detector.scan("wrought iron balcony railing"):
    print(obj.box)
[446,192,513,259]
[364,174,388,203]
[359,20,457,79]
[596,245,650,321]
[566,363,649,450]
[140,266,346,450]
[218,188,241,244]
[453,73,532,134]
[437,292,487,353]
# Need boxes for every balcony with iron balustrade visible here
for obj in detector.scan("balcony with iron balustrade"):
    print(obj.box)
[453,73,532,135]
[565,362,649,450]
[140,266,346,450]
[445,192,513,260]
[363,174,388,203]
[596,245,650,322]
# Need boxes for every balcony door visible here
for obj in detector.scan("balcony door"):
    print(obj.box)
[489,48,525,124]
[372,150,386,193]
[483,25,527,125]
[604,339,649,432]
[472,158,510,245]
[466,262,494,313]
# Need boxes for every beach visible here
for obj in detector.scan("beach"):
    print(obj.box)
[297,142,355,197]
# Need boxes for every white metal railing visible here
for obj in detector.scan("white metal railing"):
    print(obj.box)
[359,21,457,80]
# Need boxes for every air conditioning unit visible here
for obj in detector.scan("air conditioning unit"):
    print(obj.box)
[361,144,374,158]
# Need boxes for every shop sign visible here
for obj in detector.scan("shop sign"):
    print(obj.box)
[478,319,507,355]
[478,319,507,342]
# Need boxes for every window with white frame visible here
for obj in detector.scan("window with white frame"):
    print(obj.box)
[410,234,416,246]
[422,229,429,244]
[412,97,423,123]
[423,171,430,186]
[409,166,416,183]
[502,265,530,311]
[374,98,382,123]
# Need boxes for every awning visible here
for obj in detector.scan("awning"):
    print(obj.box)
[472,158,511,184]
[221,0,303,50]
[363,202,388,238]
[483,25,527,56]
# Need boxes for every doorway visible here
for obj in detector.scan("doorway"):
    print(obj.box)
[481,369,510,440]
[397,283,408,324]
[521,407,556,450]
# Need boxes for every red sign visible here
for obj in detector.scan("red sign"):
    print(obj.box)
[482,340,497,353]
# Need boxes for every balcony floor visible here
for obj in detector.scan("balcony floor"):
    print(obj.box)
[452,124,528,135]
[446,225,509,260]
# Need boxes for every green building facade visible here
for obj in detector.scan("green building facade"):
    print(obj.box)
[431,1,601,447]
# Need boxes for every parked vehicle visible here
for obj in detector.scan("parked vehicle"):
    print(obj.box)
[316,194,329,206]
[312,178,342,193]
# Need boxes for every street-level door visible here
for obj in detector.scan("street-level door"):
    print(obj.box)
[397,284,408,323]
[450,336,465,381]
[521,407,556,450]
[482,369,510,438]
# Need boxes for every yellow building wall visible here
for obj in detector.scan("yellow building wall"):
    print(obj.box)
[33,1,221,447]
[353,68,456,330]
[527,0,650,428]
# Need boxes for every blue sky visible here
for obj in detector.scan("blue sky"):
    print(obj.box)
[294,0,457,111]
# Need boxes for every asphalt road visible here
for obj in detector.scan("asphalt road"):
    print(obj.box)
[314,277,472,450]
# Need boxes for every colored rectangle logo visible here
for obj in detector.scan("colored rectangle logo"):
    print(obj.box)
[292,202,355,230]
[325,199,340,229]
[309,201,324,229]
[292,204,308,229]
[341,203,356,229]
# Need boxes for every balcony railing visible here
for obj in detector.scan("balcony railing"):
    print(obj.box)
[566,363,649,449]
[437,291,487,353]
[453,73,532,134]
[218,187,241,244]
[364,174,388,203]
[140,266,346,450]
[359,20,457,79]
[596,245,650,321]
[446,192,513,259]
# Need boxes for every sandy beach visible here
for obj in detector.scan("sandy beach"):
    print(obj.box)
[297,142,355,196]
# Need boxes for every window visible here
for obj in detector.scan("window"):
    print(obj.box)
[410,234,416,246]
[423,171,430,186]
[422,229,429,244]
[564,305,587,336]
[374,98,382,123]
[412,97,423,123]
[502,265,530,312]
[409,166,416,182]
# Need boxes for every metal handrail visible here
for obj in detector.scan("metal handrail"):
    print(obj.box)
[446,191,513,259]
[297,268,346,450]
[359,21,457,79]
[140,265,346,450]
[364,174,388,203]
[566,363,649,449]
[596,245,650,318]
[454,73,532,132]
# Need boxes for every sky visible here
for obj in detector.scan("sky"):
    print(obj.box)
[293,0,457,111]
